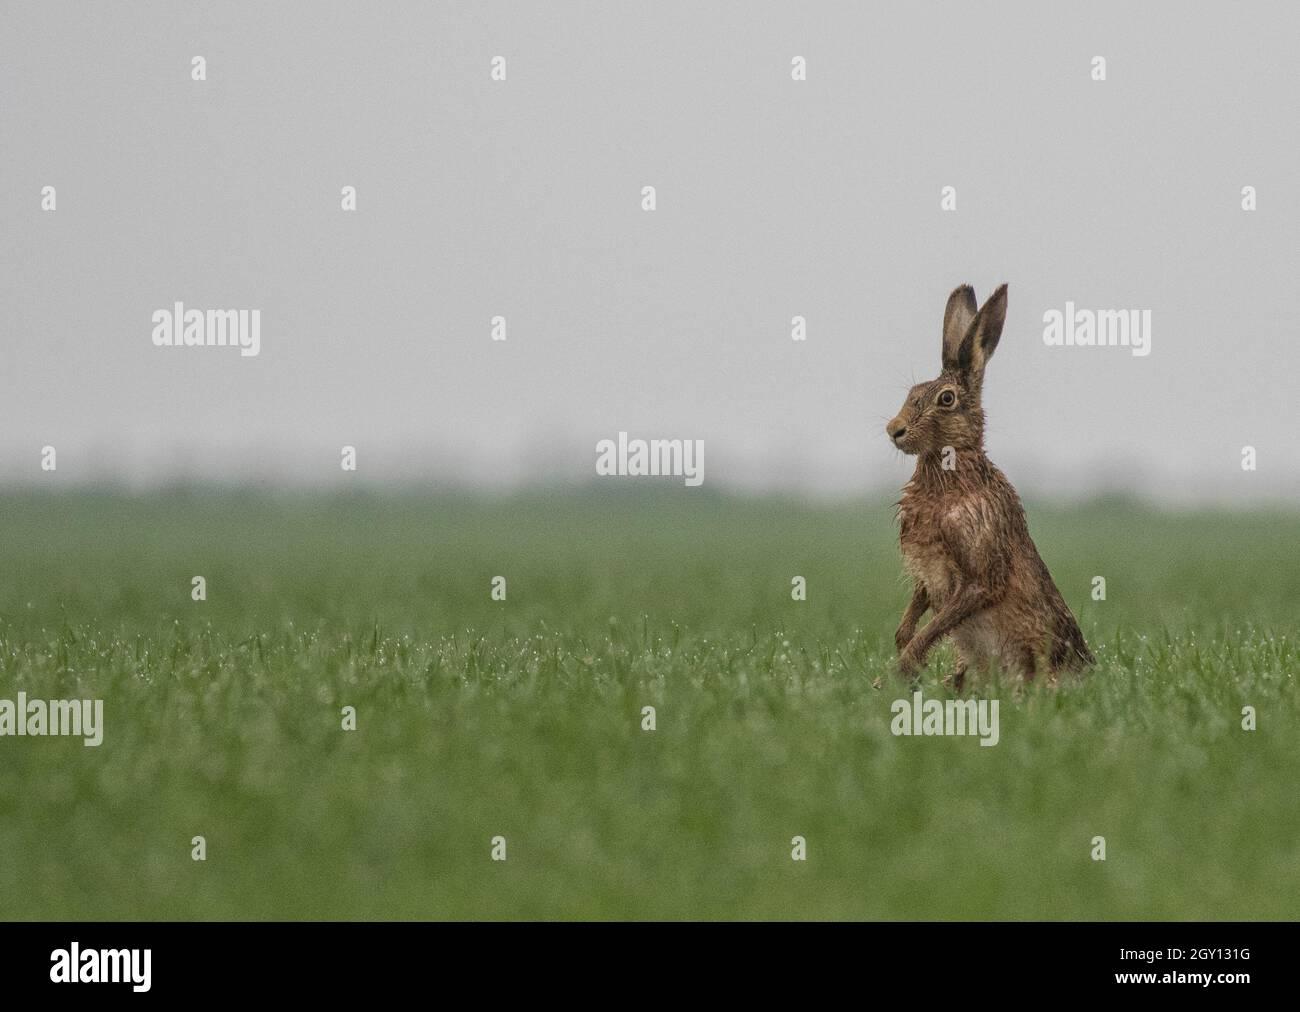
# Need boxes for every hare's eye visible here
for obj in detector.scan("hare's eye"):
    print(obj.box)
[938,389,956,407]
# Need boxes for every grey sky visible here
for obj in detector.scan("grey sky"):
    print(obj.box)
[3,1,1298,500]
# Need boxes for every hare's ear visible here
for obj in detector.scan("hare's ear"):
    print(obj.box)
[954,283,1007,385]
[941,285,978,371]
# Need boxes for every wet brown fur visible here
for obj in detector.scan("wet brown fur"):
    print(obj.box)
[887,283,1093,688]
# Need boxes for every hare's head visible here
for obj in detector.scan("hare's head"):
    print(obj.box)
[886,283,1007,456]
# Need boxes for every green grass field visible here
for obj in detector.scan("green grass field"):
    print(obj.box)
[0,488,1296,920]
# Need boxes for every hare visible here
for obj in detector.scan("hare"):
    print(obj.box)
[886,283,1092,689]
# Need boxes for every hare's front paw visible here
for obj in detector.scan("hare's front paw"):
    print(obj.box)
[896,646,922,683]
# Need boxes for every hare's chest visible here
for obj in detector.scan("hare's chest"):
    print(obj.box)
[902,541,957,602]
[898,500,959,601]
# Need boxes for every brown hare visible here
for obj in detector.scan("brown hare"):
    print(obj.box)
[887,284,1093,689]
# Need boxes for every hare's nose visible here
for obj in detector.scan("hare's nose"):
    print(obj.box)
[887,421,907,441]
